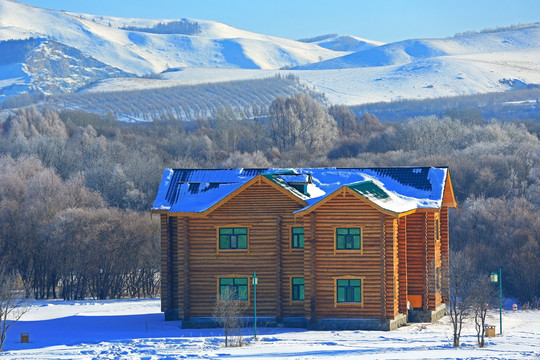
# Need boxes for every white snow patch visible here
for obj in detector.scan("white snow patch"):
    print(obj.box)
[1,299,539,359]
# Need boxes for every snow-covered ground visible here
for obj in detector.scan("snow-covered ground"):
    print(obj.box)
[1,299,539,359]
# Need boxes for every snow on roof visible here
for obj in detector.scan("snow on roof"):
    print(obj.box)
[152,167,449,214]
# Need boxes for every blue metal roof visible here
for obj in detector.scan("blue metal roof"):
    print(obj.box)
[152,167,449,214]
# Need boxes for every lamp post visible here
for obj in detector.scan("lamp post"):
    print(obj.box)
[99,268,103,299]
[253,272,258,339]
[490,268,503,335]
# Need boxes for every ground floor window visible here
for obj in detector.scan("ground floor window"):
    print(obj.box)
[292,277,304,301]
[219,277,248,301]
[336,278,362,303]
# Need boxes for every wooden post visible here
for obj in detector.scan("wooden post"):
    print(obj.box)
[275,216,282,322]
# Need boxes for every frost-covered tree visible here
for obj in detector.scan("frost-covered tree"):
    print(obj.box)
[446,251,474,347]
[267,93,337,155]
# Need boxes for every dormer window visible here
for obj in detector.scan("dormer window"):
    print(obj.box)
[278,173,312,196]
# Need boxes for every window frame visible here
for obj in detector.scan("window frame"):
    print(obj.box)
[216,225,250,253]
[217,276,250,302]
[291,226,305,250]
[334,226,363,254]
[334,276,364,308]
[290,276,305,302]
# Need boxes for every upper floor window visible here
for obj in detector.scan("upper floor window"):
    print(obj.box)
[291,227,304,249]
[336,228,361,250]
[219,227,248,250]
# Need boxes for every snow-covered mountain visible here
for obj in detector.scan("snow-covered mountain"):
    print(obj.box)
[0,0,539,109]
[0,0,343,99]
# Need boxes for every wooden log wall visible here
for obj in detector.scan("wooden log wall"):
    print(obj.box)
[162,176,448,321]
[440,207,450,302]
[304,213,317,321]
[425,211,443,310]
[166,216,181,316]
[380,216,386,322]
[303,191,397,320]
[397,217,408,315]
[423,213,429,312]
[182,217,190,319]
[405,211,442,312]
[280,214,305,318]
[180,179,304,318]
[275,216,282,321]
[160,214,168,312]
[384,215,399,319]
[405,213,426,304]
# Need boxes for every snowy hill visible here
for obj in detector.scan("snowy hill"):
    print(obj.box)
[0,0,342,100]
[294,25,540,70]
[61,23,540,109]
[298,33,385,52]
[1,0,539,111]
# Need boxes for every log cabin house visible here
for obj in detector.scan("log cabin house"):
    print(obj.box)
[151,167,457,330]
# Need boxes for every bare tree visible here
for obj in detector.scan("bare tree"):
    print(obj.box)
[446,251,474,347]
[470,276,497,348]
[212,288,247,347]
[0,267,29,352]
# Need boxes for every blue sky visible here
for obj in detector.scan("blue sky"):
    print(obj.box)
[18,0,540,43]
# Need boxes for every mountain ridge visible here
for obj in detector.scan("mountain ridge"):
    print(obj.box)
[1,0,539,112]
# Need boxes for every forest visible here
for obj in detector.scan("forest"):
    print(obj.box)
[0,92,538,306]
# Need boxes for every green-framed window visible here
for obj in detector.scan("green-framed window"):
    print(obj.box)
[336,228,361,250]
[337,279,362,303]
[292,277,304,301]
[219,278,248,301]
[219,227,248,249]
[291,227,304,249]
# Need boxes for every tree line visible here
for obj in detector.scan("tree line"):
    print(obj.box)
[0,92,538,306]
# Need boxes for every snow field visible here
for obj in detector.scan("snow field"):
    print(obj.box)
[1,299,539,359]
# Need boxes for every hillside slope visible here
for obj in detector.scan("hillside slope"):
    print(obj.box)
[1,0,539,112]
[294,25,540,70]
